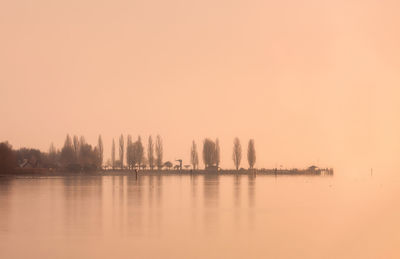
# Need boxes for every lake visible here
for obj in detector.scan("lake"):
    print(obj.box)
[0,172,399,258]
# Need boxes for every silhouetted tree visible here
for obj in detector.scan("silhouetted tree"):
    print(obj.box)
[0,142,16,172]
[127,136,144,169]
[163,161,173,170]
[78,135,86,166]
[79,143,100,170]
[98,135,103,168]
[111,139,116,170]
[247,139,256,169]
[135,136,144,169]
[61,134,75,167]
[80,136,86,145]
[190,140,199,170]
[141,156,148,170]
[148,135,154,170]
[93,147,101,168]
[215,138,220,168]
[155,135,163,170]
[126,135,132,169]
[16,148,42,167]
[48,142,58,167]
[203,138,217,169]
[114,160,122,169]
[73,135,80,163]
[119,134,124,169]
[232,137,242,170]
[79,136,85,156]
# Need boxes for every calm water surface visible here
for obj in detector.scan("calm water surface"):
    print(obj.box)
[0,173,399,258]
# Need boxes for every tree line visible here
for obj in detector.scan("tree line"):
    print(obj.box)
[0,135,256,172]
[191,137,256,171]
[111,135,164,170]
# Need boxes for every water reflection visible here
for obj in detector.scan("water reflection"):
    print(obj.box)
[203,174,220,233]
[156,175,162,207]
[126,175,143,236]
[190,174,198,208]
[62,176,103,236]
[203,174,219,208]
[248,174,256,208]
[2,173,397,259]
[247,174,256,230]
[233,174,242,231]
[0,177,14,232]
[0,175,253,238]
[234,174,241,207]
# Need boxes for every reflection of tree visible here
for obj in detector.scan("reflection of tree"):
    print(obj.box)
[248,174,256,208]
[126,175,144,235]
[203,174,220,233]
[190,174,198,208]
[247,174,256,230]
[62,176,103,235]
[148,175,154,207]
[0,178,14,231]
[156,175,162,206]
[203,174,219,208]
[233,174,242,231]
[234,174,241,207]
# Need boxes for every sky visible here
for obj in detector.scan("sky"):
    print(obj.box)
[1,0,399,172]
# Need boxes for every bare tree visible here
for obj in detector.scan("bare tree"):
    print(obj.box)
[79,136,86,146]
[73,135,80,163]
[155,135,163,170]
[190,140,199,170]
[136,136,144,168]
[78,136,86,166]
[111,139,116,170]
[97,135,103,169]
[61,134,75,166]
[232,137,242,170]
[141,156,148,170]
[48,142,57,165]
[247,139,256,169]
[79,143,99,169]
[134,136,144,169]
[148,135,154,170]
[93,147,101,169]
[119,134,124,169]
[126,135,132,169]
[203,138,216,169]
[215,138,220,168]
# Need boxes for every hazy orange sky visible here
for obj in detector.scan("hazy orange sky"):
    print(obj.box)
[1,0,399,171]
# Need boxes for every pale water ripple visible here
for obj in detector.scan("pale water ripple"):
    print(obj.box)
[0,173,399,259]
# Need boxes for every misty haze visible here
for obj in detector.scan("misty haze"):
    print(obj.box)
[1,0,400,258]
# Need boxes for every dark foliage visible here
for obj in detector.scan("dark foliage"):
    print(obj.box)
[0,142,16,173]
[16,148,42,167]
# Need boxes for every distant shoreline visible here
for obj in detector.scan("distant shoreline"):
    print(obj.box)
[0,168,334,177]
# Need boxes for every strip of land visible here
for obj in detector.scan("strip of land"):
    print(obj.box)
[1,167,334,177]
